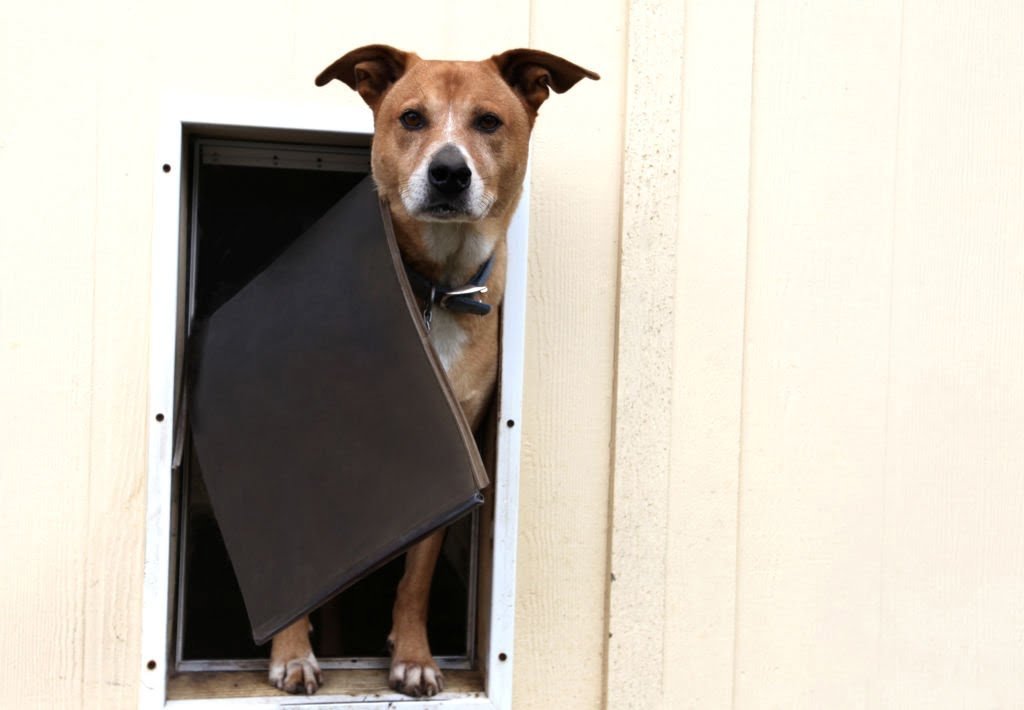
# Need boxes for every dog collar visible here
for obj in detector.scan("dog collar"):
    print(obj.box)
[405,256,494,330]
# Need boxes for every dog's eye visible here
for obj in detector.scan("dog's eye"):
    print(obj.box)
[400,110,426,130]
[475,113,502,133]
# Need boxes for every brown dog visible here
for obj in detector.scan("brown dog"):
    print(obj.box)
[266,44,597,698]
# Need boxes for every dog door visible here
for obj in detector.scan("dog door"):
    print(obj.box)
[174,138,484,671]
[144,108,526,709]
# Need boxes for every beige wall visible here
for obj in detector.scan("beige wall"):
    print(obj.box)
[2,1,1024,709]
[610,0,1024,708]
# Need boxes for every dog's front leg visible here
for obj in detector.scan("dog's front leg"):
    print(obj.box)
[269,616,322,694]
[388,529,445,697]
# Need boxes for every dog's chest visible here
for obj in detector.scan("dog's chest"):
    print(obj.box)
[416,224,493,375]
[422,223,494,270]
[428,309,468,374]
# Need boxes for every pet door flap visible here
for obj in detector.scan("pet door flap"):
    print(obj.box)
[189,176,488,645]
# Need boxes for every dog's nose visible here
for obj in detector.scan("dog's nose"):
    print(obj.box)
[428,145,472,196]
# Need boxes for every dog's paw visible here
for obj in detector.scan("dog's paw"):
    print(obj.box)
[389,657,444,697]
[387,635,444,697]
[269,652,322,695]
[269,618,322,695]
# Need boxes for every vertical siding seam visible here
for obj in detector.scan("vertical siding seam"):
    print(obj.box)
[79,71,102,710]
[602,0,634,696]
[730,1,759,707]
[875,0,907,698]
[599,1,634,707]
[662,0,689,702]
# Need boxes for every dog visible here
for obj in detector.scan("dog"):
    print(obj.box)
[266,44,598,698]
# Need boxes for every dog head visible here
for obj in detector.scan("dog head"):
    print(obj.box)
[316,45,598,224]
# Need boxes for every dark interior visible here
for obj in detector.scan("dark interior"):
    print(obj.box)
[178,140,473,663]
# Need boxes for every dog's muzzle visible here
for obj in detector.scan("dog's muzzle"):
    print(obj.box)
[428,144,471,195]
[424,145,472,217]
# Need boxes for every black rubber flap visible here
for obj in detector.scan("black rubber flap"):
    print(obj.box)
[189,176,488,645]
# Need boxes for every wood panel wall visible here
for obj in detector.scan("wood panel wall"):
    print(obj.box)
[610,1,1024,708]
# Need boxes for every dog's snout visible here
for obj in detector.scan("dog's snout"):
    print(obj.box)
[428,145,472,196]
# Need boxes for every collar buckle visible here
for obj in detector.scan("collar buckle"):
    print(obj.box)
[438,284,488,308]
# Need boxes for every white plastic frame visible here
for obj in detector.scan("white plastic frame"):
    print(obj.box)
[141,96,528,709]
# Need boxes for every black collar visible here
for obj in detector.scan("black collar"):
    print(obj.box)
[405,256,494,329]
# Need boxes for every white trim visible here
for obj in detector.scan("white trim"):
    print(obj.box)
[155,93,375,137]
[484,176,528,710]
[142,94,188,710]
[141,96,526,710]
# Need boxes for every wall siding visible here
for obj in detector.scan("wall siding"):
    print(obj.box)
[0,4,101,708]
[609,0,1024,708]
[514,0,627,707]
[878,1,1024,706]
[666,1,754,707]
[734,1,903,706]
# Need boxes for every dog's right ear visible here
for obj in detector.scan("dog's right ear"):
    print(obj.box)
[315,44,414,110]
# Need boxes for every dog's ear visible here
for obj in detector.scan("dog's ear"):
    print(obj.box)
[315,44,414,110]
[491,49,599,116]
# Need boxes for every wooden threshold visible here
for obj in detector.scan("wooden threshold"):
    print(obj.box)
[167,669,485,703]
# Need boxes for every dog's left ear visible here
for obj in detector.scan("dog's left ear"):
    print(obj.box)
[491,49,599,117]
[315,44,415,110]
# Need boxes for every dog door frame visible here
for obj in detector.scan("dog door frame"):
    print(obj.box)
[140,95,527,709]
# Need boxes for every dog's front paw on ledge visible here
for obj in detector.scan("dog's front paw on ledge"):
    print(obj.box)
[269,618,322,695]
[388,635,444,697]
[269,653,322,695]
[389,657,444,698]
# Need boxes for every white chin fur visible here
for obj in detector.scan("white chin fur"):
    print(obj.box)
[409,203,491,223]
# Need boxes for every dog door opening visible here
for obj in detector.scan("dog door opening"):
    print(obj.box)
[174,138,480,672]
